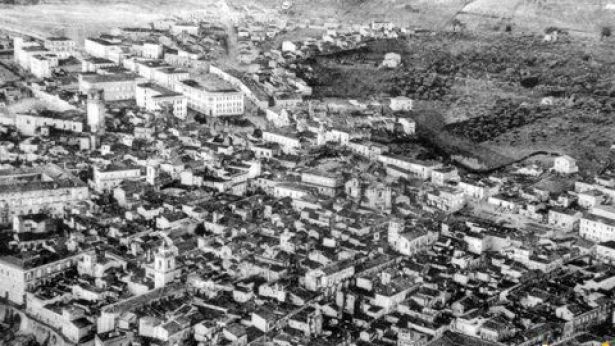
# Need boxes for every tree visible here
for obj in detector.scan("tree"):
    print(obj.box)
[194,223,206,236]
[451,18,465,32]
[601,26,612,40]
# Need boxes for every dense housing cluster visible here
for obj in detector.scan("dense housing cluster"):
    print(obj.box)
[0,1,614,346]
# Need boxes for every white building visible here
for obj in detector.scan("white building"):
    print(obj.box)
[84,37,121,60]
[152,67,190,90]
[13,37,59,78]
[382,52,401,68]
[553,155,579,174]
[79,73,143,101]
[81,57,116,73]
[301,169,343,197]
[92,165,141,193]
[0,251,87,305]
[0,111,84,136]
[29,54,59,78]
[0,164,88,222]
[548,209,582,231]
[325,128,350,145]
[273,183,313,200]
[379,155,442,180]
[579,213,615,242]
[43,36,76,59]
[263,131,301,153]
[596,241,615,264]
[178,78,244,116]
[142,42,164,59]
[390,96,414,111]
[347,140,388,159]
[136,83,188,119]
[171,23,200,36]
[458,179,500,200]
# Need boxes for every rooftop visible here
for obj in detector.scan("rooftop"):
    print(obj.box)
[181,74,238,93]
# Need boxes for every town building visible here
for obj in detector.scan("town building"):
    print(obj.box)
[92,165,142,193]
[177,77,244,116]
[136,83,188,119]
[79,73,143,101]
[0,164,88,222]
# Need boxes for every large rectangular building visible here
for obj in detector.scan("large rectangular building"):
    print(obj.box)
[43,37,76,59]
[92,165,141,193]
[0,251,88,305]
[79,73,143,101]
[136,82,188,119]
[177,76,244,117]
[9,111,83,136]
[29,54,59,79]
[84,37,121,60]
[13,37,59,78]
[0,164,89,222]
[152,67,190,91]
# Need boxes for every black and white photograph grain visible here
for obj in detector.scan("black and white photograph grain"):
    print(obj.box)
[0,0,614,345]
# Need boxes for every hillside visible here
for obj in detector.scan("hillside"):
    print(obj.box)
[300,32,615,172]
[1,0,614,40]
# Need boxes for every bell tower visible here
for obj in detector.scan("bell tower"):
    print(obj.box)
[87,89,106,133]
[153,240,177,288]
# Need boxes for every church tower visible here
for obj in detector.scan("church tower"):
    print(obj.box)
[146,165,159,186]
[87,89,105,133]
[153,240,177,288]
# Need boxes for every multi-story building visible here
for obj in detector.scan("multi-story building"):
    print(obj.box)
[0,164,89,222]
[0,251,89,305]
[579,213,615,242]
[458,179,500,200]
[596,241,615,264]
[388,222,437,257]
[81,57,116,73]
[136,83,188,119]
[379,155,443,180]
[548,208,582,231]
[0,111,84,136]
[301,169,343,197]
[92,165,142,193]
[142,42,164,59]
[171,23,200,36]
[426,187,466,213]
[262,131,301,154]
[43,37,76,59]
[13,37,43,67]
[29,54,59,78]
[347,139,388,159]
[152,67,190,90]
[273,183,314,200]
[84,37,121,60]
[304,260,355,292]
[177,77,244,116]
[13,37,59,78]
[131,59,171,80]
[79,73,143,101]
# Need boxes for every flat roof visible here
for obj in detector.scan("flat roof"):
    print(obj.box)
[80,73,139,84]
[156,67,189,75]
[137,82,183,97]
[181,74,239,93]
[46,36,72,42]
